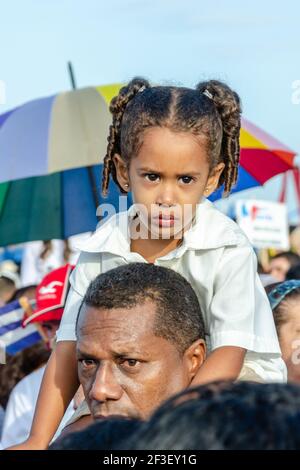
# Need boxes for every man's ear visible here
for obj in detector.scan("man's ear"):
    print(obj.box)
[183,339,206,383]
[204,163,225,197]
[112,154,130,192]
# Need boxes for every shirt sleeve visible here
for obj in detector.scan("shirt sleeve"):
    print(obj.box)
[238,352,287,383]
[56,252,97,342]
[208,235,281,354]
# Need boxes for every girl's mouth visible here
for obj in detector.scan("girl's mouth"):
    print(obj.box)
[154,215,175,228]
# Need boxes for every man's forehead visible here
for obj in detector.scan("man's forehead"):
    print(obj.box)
[77,303,156,347]
[78,302,156,331]
[76,303,178,358]
[76,335,152,359]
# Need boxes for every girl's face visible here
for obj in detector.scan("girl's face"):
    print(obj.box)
[113,127,224,239]
[279,301,300,383]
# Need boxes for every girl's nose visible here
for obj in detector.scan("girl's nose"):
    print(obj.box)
[156,184,177,207]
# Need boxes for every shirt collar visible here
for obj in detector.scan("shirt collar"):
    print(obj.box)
[78,198,239,255]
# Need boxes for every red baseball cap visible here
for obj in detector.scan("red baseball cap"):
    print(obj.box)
[23,264,74,327]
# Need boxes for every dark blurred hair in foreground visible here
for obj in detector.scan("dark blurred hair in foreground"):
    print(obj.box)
[123,381,300,450]
[49,417,141,450]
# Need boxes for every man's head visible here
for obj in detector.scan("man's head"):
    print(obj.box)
[0,275,16,306]
[76,263,206,420]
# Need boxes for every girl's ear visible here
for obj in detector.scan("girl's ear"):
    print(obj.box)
[112,154,130,192]
[183,339,206,382]
[204,163,225,197]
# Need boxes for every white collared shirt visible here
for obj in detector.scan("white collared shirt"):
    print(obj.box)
[57,199,287,382]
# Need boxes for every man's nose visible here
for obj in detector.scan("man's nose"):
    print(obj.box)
[89,362,123,403]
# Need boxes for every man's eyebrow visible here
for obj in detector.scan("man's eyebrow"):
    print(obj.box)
[76,348,151,360]
[111,348,151,360]
[76,349,99,360]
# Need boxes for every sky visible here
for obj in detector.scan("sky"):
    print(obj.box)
[0,0,300,221]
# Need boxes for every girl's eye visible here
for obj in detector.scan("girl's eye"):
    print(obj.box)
[179,176,194,184]
[145,173,159,182]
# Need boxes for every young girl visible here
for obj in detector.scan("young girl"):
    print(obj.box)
[12,78,286,449]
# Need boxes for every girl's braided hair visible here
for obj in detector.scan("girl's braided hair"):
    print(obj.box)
[102,77,241,197]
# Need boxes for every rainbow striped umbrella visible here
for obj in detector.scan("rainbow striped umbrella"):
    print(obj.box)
[0,167,128,246]
[0,84,296,246]
[209,117,297,200]
[0,84,127,246]
[0,84,122,183]
[0,84,296,185]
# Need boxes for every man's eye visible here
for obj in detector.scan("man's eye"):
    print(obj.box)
[145,173,159,182]
[120,358,139,369]
[80,359,96,368]
[126,359,138,367]
[179,176,194,184]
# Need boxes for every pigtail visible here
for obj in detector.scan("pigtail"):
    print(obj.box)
[102,77,150,196]
[196,80,242,195]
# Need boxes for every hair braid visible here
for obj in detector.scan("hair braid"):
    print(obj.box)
[102,77,150,196]
[196,80,242,195]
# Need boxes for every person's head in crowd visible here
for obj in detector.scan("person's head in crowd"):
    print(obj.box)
[22,264,74,349]
[9,285,37,303]
[286,264,300,280]
[49,417,141,450]
[266,280,300,383]
[0,261,21,306]
[76,263,206,421]
[124,381,300,450]
[0,341,50,409]
[0,276,16,307]
[269,251,300,282]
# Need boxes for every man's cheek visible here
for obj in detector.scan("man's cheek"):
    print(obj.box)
[130,378,170,418]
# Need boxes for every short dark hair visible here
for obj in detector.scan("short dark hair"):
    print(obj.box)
[49,417,141,450]
[124,381,300,450]
[77,263,206,354]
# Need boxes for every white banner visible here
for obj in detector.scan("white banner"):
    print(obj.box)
[235,199,290,250]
